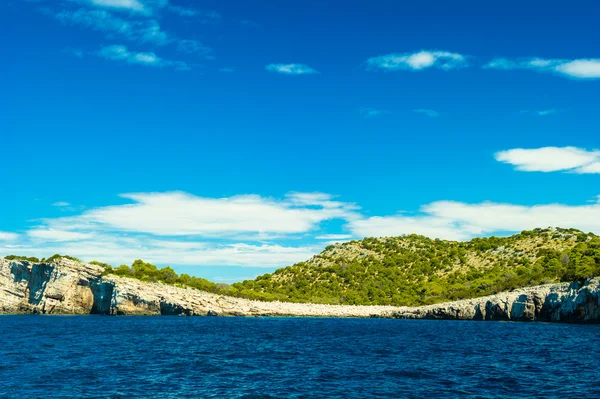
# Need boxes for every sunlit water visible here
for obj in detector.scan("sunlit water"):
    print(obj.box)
[1,316,599,398]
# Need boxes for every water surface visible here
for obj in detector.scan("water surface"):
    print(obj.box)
[1,316,598,398]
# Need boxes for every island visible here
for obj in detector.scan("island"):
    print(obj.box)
[1,228,599,322]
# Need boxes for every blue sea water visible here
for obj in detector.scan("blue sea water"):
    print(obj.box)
[0,317,599,398]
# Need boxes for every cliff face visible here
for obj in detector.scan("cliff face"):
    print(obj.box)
[385,281,600,323]
[1,258,599,322]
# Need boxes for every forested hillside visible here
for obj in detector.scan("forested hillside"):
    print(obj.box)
[232,228,600,306]
[5,228,600,307]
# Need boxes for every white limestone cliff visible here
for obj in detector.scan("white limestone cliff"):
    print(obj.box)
[1,258,599,322]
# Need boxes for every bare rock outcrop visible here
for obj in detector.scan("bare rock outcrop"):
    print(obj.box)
[1,257,599,322]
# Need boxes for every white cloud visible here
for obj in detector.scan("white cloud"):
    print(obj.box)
[0,191,359,267]
[167,4,196,16]
[219,67,235,73]
[315,234,353,240]
[0,191,357,267]
[485,57,600,79]
[40,191,359,238]
[285,192,359,214]
[266,64,319,75]
[366,50,467,71]
[520,109,559,116]
[55,9,170,45]
[4,189,600,268]
[495,147,600,174]
[537,109,556,116]
[167,5,221,22]
[413,109,439,117]
[27,229,94,242]
[576,162,600,174]
[424,199,600,236]
[70,0,168,15]
[349,215,475,241]
[484,58,516,70]
[359,108,387,118]
[556,59,600,79]
[97,45,189,70]
[0,232,19,241]
[52,202,71,207]
[0,234,321,268]
[349,197,600,241]
[48,3,212,57]
[70,0,147,14]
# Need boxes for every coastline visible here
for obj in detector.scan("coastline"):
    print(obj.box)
[2,258,599,322]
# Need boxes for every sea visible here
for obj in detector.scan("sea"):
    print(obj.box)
[0,316,598,398]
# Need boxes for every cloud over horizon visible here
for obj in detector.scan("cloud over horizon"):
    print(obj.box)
[3,182,600,270]
[348,198,600,241]
[1,191,358,269]
[495,147,600,174]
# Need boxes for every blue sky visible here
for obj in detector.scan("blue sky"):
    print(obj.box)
[2,0,599,282]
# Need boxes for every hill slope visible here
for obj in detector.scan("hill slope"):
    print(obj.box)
[233,228,600,306]
[2,257,600,322]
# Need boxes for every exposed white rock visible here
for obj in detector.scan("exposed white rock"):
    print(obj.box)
[1,258,599,322]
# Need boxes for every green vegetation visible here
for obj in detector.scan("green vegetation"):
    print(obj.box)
[4,228,600,307]
[100,259,236,295]
[3,255,234,296]
[44,254,82,263]
[4,255,40,262]
[232,228,600,306]
[3,254,82,263]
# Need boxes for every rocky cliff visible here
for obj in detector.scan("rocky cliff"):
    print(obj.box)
[1,257,599,322]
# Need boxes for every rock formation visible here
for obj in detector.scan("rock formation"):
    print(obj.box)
[1,258,599,322]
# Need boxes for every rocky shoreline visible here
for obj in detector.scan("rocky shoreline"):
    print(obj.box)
[1,258,599,322]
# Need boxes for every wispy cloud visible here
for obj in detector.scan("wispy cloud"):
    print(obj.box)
[38,191,359,238]
[413,109,439,117]
[485,57,600,79]
[1,235,322,269]
[219,67,235,73]
[348,197,600,241]
[0,191,358,268]
[55,8,169,45]
[27,229,94,242]
[266,64,319,75]
[536,109,557,116]
[0,232,19,242]
[315,234,353,240]
[364,50,600,80]
[52,202,71,207]
[34,0,218,62]
[4,187,600,267]
[176,39,213,57]
[167,5,221,23]
[359,108,387,118]
[68,0,157,15]
[519,109,559,116]
[495,146,600,174]
[97,44,189,70]
[366,50,467,71]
